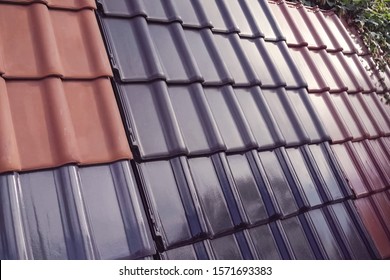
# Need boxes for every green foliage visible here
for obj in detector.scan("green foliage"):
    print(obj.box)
[293,0,390,103]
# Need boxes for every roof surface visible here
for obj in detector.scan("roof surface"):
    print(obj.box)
[0,0,389,259]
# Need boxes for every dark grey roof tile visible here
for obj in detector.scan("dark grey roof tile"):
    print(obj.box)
[116,81,187,159]
[100,16,165,82]
[262,88,310,146]
[172,0,212,28]
[240,38,286,88]
[307,143,350,202]
[305,208,345,259]
[138,159,204,248]
[226,153,274,225]
[257,150,300,217]
[247,0,284,41]
[204,86,258,152]
[327,202,374,259]
[285,147,323,208]
[183,28,234,86]
[262,41,307,89]
[167,84,226,155]
[288,47,330,93]
[285,89,330,143]
[198,0,238,33]
[234,87,285,150]
[279,216,316,259]
[148,22,203,83]
[0,162,155,260]
[248,223,284,259]
[213,33,261,86]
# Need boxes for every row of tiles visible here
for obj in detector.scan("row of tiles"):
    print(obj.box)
[161,199,380,260]
[97,0,365,56]
[98,10,390,93]
[3,145,385,259]
[0,161,155,260]
[0,77,132,173]
[0,2,111,79]
[0,0,96,10]
[116,80,390,160]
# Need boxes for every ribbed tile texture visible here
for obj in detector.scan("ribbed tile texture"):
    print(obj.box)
[96,0,382,259]
[0,1,132,173]
[267,1,390,259]
[0,161,155,260]
[0,0,96,9]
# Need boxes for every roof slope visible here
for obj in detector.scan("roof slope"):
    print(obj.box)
[0,0,388,259]
[0,1,132,172]
[268,0,390,259]
[96,0,382,259]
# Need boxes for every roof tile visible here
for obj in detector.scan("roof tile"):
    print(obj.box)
[0,3,111,79]
[0,161,155,259]
[0,77,131,173]
[0,0,96,10]
[354,197,390,259]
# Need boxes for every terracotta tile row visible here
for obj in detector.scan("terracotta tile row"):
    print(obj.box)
[0,77,131,173]
[0,3,111,79]
[0,0,96,10]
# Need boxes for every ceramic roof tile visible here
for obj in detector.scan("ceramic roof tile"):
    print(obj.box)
[239,38,286,88]
[245,0,284,41]
[261,88,310,146]
[0,161,155,260]
[298,5,342,52]
[288,47,329,93]
[308,93,352,143]
[0,0,96,10]
[94,0,388,260]
[0,77,131,173]
[371,192,390,234]
[262,41,307,89]
[320,10,356,54]
[0,3,111,79]
[183,28,233,86]
[354,196,390,259]
[212,33,261,86]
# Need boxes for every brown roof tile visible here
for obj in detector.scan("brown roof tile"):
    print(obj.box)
[0,3,111,79]
[0,77,131,173]
[0,0,96,10]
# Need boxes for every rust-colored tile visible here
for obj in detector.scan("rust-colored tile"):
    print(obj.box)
[372,192,390,234]
[332,143,370,197]
[0,77,131,173]
[0,3,111,79]
[0,0,96,10]
[354,198,390,259]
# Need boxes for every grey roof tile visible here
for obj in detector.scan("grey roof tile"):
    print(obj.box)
[204,86,258,152]
[0,161,155,260]
[183,28,233,86]
[213,33,261,86]
[239,38,286,88]
[100,16,165,82]
[233,86,285,150]
[262,41,307,89]
[246,0,284,41]
[197,0,238,33]
[262,88,310,146]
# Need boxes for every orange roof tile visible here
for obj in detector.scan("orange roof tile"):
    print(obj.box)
[0,3,111,79]
[0,0,96,10]
[0,77,131,173]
